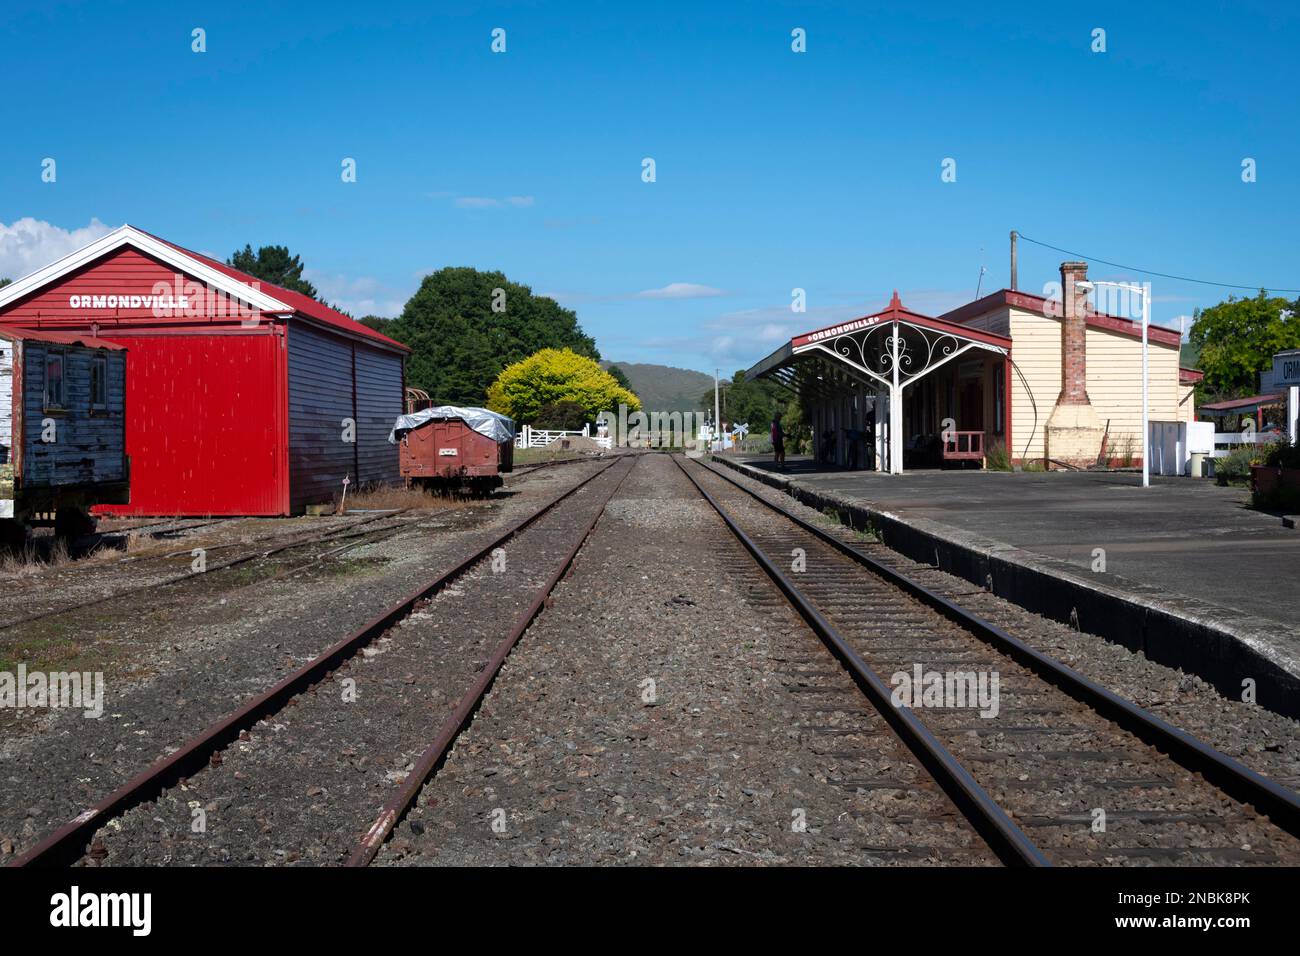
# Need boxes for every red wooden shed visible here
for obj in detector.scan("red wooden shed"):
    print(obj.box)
[0,225,409,515]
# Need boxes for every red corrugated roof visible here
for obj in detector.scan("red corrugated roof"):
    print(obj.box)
[939,289,1184,348]
[791,290,1013,350]
[1199,392,1284,412]
[0,325,125,350]
[137,228,409,353]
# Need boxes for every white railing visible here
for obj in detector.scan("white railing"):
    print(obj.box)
[1210,431,1276,459]
[516,423,609,449]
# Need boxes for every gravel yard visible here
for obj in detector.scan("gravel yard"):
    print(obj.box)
[381,453,995,866]
[3,451,1295,867]
[699,459,1300,793]
[82,460,631,865]
[0,461,607,860]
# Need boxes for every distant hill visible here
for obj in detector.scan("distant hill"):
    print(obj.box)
[602,361,715,413]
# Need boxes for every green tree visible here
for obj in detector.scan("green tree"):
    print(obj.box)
[387,267,599,405]
[605,364,632,392]
[0,278,11,289]
[533,400,591,430]
[1190,291,1298,397]
[228,244,318,299]
[699,371,787,431]
[357,315,392,334]
[487,348,639,424]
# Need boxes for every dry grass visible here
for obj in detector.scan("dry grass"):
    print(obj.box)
[513,446,594,465]
[124,530,155,553]
[337,484,478,513]
[0,537,72,578]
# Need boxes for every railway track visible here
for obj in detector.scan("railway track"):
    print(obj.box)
[675,454,1300,866]
[91,517,229,539]
[508,452,616,479]
[0,509,426,631]
[12,456,631,867]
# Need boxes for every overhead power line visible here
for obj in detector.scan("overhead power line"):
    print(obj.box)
[1016,233,1300,296]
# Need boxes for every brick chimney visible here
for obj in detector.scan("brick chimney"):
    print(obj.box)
[1045,260,1103,467]
[1059,261,1090,405]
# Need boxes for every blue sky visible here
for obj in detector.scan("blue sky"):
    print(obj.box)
[1,0,1296,374]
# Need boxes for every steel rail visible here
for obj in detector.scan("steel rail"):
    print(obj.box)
[673,455,1050,867]
[698,456,1300,838]
[11,458,619,868]
[348,456,636,866]
[0,509,418,633]
[508,451,623,479]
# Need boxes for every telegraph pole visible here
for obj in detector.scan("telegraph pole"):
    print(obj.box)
[714,368,721,451]
[1010,230,1018,291]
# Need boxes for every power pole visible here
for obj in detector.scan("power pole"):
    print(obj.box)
[714,368,721,450]
[1010,230,1018,291]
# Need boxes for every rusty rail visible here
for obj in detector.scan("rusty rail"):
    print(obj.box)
[12,459,618,868]
[695,455,1300,841]
[347,456,636,865]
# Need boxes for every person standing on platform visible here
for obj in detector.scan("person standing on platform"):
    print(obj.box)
[771,412,786,470]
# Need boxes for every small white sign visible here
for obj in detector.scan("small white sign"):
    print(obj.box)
[439,448,458,456]
[1274,351,1300,388]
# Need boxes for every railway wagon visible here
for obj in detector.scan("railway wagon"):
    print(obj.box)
[390,405,515,494]
[0,327,129,543]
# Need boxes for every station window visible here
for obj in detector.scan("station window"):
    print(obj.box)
[44,351,65,409]
[91,355,108,409]
[993,365,1005,434]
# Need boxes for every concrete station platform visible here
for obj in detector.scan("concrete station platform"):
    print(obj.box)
[715,454,1300,718]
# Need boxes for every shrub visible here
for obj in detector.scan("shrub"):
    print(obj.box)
[1262,439,1300,470]
[532,400,589,431]
[486,348,639,423]
[984,438,1011,471]
[1214,446,1257,486]
[1252,485,1300,513]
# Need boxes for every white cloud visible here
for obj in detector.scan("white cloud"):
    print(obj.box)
[449,195,535,209]
[0,217,116,282]
[305,269,407,318]
[636,282,726,300]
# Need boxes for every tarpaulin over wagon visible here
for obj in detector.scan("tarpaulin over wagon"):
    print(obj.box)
[388,406,516,445]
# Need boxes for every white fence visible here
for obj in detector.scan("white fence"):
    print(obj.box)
[1211,431,1277,458]
[1148,419,1284,476]
[515,424,612,450]
[1147,420,1213,476]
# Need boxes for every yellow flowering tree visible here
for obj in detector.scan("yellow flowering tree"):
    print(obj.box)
[486,348,640,424]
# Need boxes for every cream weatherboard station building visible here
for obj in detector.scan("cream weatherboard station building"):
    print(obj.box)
[746,261,1192,472]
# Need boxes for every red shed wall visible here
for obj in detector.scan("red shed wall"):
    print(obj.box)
[0,247,291,515]
[95,331,288,516]
[0,247,277,332]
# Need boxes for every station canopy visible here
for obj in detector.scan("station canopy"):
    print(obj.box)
[746,291,1011,396]
[745,292,1012,474]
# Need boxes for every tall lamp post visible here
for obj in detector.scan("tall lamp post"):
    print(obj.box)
[1079,280,1151,487]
